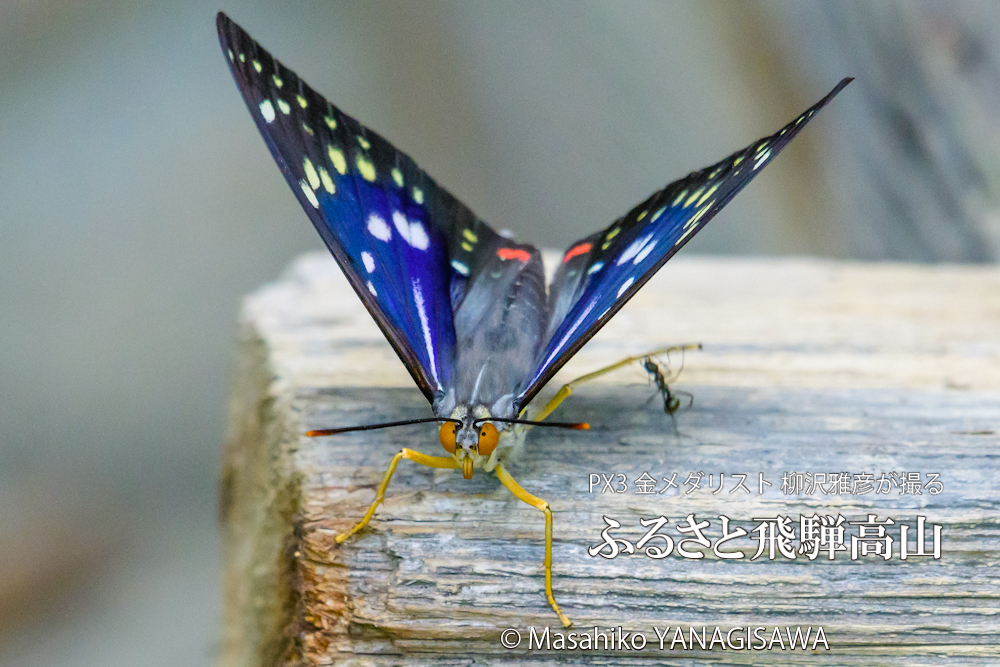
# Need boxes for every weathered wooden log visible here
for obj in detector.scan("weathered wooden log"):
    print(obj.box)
[220,252,1000,666]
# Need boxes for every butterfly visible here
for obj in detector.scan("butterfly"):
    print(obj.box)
[217,12,850,627]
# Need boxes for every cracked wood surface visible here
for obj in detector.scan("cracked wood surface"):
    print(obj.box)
[220,253,1000,666]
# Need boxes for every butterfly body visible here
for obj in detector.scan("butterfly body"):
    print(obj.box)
[217,11,850,625]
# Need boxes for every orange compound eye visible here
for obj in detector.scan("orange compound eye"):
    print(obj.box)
[477,422,499,456]
[439,421,457,454]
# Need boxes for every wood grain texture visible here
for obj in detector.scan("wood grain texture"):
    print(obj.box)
[220,253,1000,666]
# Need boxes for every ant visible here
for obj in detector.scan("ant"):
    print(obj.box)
[641,346,696,433]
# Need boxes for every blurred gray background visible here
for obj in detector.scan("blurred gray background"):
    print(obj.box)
[2,1,997,664]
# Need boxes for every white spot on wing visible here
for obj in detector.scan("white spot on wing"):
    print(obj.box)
[408,222,429,250]
[367,281,377,296]
[617,234,654,265]
[259,100,276,123]
[587,261,604,275]
[542,299,597,370]
[299,179,319,208]
[617,277,635,298]
[412,280,439,385]
[361,251,375,273]
[392,211,429,250]
[392,211,410,243]
[633,239,658,264]
[367,213,392,242]
[754,148,771,170]
[451,260,469,275]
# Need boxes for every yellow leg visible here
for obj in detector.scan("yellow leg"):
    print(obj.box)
[336,448,459,543]
[529,343,702,422]
[495,462,572,628]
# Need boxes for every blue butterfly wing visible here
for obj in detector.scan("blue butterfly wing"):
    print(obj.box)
[218,13,470,403]
[517,78,853,409]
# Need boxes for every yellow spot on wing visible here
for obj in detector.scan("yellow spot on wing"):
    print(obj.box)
[601,227,620,250]
[228,49,234,62]
[412,187,424,204]
[302,123,314,135]
[252,59,262,73]
[356,154,376,182]
[238,52,245,62]
[697,183,720,206]
[272,74,283,88]
[461,242,473,252]
[756,142,768,152]
[678,224,697,244]
[324,115,336,130]
[327,145,347,175]
[685,204,711,229]
[671,189,687,206]
[733,155,744,167]
[462,229,478,243]
[319,166,335,194]
[297,94,308,108]
[277,99,291,114]
[637,210,647,221]
[357,136,371,150]
[303,157,320,190]
[684,188,704,207]
[391,168,403,187]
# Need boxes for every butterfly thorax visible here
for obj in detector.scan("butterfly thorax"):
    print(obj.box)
[434,245,548,420]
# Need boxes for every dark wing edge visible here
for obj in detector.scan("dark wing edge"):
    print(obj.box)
[517,77,853,409]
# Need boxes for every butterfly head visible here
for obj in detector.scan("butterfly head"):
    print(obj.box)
[439,405,514,479]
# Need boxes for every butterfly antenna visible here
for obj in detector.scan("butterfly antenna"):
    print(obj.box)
[476,417,590,430]
[307,417,460,437]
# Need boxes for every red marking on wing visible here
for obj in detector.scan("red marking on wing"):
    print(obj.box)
[497,247,531,262]
[562,242,592,263]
